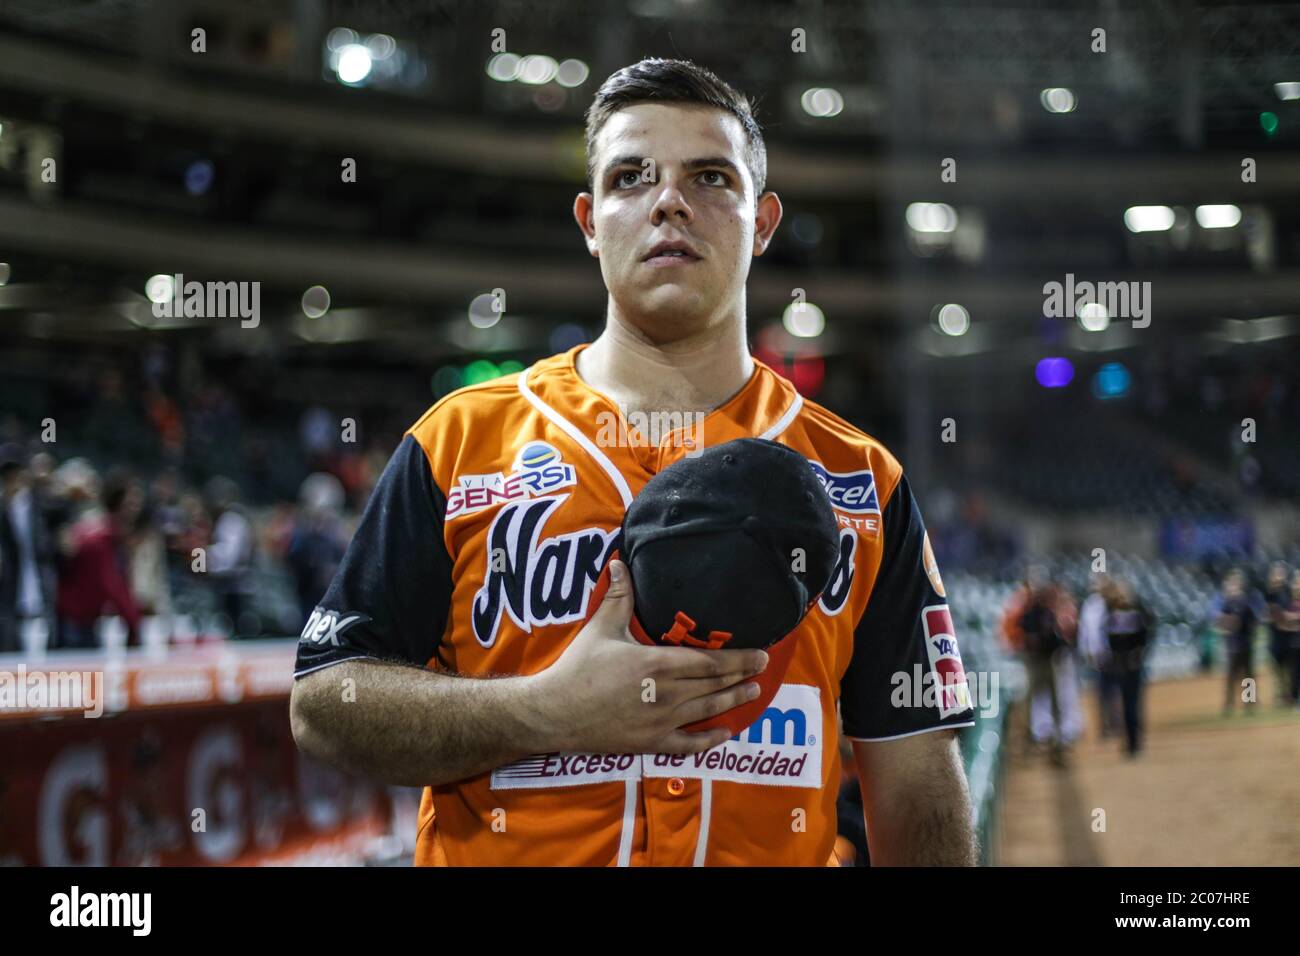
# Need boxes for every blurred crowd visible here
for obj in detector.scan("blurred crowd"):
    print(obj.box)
[0,442,370,653]
[1000,560,1300,764]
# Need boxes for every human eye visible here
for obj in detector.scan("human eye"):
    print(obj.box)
[613,169,644,189]
[698,169,732,187]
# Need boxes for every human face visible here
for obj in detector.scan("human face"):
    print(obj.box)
[575,102,780,343]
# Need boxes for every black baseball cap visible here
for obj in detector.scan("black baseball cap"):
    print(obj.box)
[620,437,840,651]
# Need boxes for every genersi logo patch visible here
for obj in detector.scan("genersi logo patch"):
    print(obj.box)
[922,604,971,719]
[489,684,823,790]
[446,441,576,520]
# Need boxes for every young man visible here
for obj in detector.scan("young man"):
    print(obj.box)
[290,58,976,866]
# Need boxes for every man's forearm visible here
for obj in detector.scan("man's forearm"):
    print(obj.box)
[290,658,559,787]
[864,792,977,865]
[857,734,978,866]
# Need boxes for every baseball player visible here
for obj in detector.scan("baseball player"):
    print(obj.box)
[291,58,977,866]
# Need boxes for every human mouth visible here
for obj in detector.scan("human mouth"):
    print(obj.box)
[643,240,702,266]
[644,250,700,267]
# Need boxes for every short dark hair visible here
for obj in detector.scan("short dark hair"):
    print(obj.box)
[102,466,134,514]
[584,58,767,196]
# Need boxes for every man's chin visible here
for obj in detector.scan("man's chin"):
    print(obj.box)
[622,295,714,340]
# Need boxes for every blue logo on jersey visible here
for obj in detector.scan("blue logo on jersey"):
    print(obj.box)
[807,462,880,514]
[516,442,560,470]
[732,705,809,746]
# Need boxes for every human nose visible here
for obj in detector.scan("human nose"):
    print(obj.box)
[649,175,694,226]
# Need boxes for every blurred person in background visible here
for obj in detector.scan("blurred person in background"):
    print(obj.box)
[1002,565,1078,764]
[1263,561,1293,707]
[126,485,173,629]
[286,473,349,622]
[0,445,58,654]
[54,463,143,649]
[27,452,66,529]
[1212,568,1260,716]
[205,476,256,638]
[298,406,336,473]
[1275,571,1300,710]
[1077,573,1122,738]
[1102,578,1151,757]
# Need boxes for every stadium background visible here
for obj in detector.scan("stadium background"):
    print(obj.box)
[0,0,1297,866]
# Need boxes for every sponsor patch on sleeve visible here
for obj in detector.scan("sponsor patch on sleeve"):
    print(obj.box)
[921,605,971,719]
[299,607,371,647]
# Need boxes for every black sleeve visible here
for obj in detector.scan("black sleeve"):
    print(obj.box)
[293,434,454,678]
[840,475,976,739]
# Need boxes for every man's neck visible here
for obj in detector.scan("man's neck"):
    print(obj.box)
[576,311,754,418]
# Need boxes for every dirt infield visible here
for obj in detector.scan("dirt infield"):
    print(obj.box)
[999,667,1300,866]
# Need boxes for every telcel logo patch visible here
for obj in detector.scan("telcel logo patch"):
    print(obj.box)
[446,442,576,520]
[807,462,880,515]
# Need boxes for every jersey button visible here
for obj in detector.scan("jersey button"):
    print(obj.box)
[667,777,686,796]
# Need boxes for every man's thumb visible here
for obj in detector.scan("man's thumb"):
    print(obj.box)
[591,559,634,627]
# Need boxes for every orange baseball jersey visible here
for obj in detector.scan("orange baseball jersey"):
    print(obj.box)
[293,343,975,866]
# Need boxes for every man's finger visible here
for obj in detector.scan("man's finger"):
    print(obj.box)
[658,646,768,681]
[674,681,760,726]
[654,725,735,755]
[588,559,634,632]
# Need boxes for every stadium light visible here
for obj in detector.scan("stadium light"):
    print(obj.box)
[145,274,174,304]
[432,365,462,397]
[517,55,559,85]
[1035,357,1074,388]
[468,292,502,329]
[1194,204,1242,229]
[1123,205,1175,233]
[335,44,373,85]
[464,359,501,385]
[1077,301,1110,332]
[906,202,958,234]
[1092,362,1131,399]
[800,88,844,118]
[1040,88,1077,113]
[184,160,214,196]
[0,262,9,287]
[366,34,396,60]
[935,303,970,336]
[302,285,330,318]
[326,27,358,51]
[555,59,589,88]
[783,301,825,338]
[1274,82,1300,101]
[486,53,521,82]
